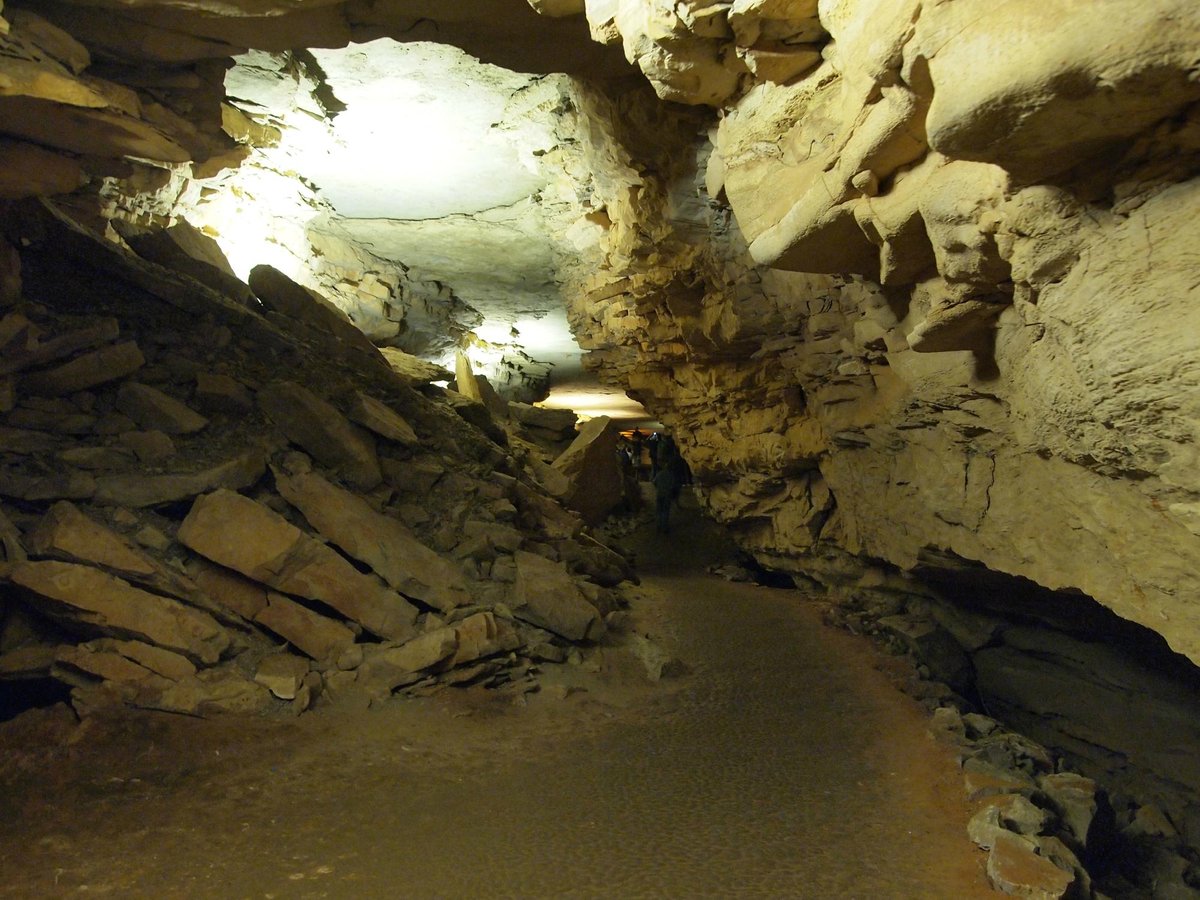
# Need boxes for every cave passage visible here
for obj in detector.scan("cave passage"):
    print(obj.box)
[0,500,994,897]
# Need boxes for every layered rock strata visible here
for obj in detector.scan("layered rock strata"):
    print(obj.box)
[0,200,634,717]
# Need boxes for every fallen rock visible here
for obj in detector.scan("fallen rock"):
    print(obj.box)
[254,653,310,700]
[10,559,230,664]
[253,592,356,662]
[86,638,196,681]
[378,347,452,386]
[193,371,254,415]
[187,557,269,620]
[257,381,381,490]
[115,381,208,434]
[511,550,605,642]
[552,415,623,526]
[92,448,265,507]
[968,793,1051,850]
[178,489,418,641]
[274,467,472,614]
[0,317,120,377]
[1038,772,1101,850]
[356,628,458,696]
[344,390,419,446]
[444,611,522,668]
[986,831,1076,899]
[118,429,176,462]
[0,468,95,501]
[20,340,144,396]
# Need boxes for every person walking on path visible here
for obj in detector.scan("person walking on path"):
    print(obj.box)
[653,460,679,534]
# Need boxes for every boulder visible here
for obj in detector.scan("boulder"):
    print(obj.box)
[115,382,208,434]
[193,372,254,415]
[254,653,310,700]
[177,489,418,641]
[20,340,144,396]
[257,381,381,490]
[274,467,472,614]
[344,390,419,446]
[118,218,258,308]
[10,559,229,664]
[985,831,1076,899]
[510,550,604,642]
[186,557,269,620]
[0,318,120,377]
[378,347,453,386]
[445,611,522,668]
[253,592,356,662]
[551,415,624,525]
[26,501,186,597]
[356,628,459,695]
[118,429,176,462]
[92,448,265,507]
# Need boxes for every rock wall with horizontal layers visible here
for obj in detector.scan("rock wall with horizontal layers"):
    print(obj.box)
[0,0,1198,671]
[558,1,1200,664]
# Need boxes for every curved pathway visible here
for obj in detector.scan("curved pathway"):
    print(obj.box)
[0,499,994,898]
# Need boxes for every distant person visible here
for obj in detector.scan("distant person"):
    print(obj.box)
[647,431,662,479]
[653,462,678,534]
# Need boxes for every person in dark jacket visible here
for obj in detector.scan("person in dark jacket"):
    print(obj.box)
[653,458,679,534]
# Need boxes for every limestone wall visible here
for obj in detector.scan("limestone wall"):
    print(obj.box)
[558,1,1200,663]
[0,0,1198,666]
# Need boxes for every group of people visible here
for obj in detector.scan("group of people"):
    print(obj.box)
[618,429,693,534]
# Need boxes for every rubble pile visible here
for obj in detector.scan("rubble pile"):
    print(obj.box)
[0,200,635,719]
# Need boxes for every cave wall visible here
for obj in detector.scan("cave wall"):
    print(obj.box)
[555,1,1200,664]
[1,0,1199,666]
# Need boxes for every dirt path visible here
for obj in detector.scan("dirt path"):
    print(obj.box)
[0,498,994,898]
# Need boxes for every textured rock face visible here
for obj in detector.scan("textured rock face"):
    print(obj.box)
[1,0,1199,670]
[552,2,1200,665]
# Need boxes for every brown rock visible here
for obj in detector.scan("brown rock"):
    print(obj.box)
[20,340,144,396]
[28,501,161,583]
[986,831,1075,899]
[11,559,229,664]
[57,446,135,470]
[84,638,196,681]
[444,612,522,669]
[356,629,458,695]
[253,592,356,662]
[187,557,269,620]
[118,429,176,462]
[511,550,604,642]
[193,371,253,415]
[274,468,472,614]
[119,219,258,308]
[92,448,265,507]
[378,347,452,386]
[115,382,208,434]
[257,381,381,490]
[178,489,418,641]
[0,318,120,377]
[0,468,96,502]
[344,390,419,446]
[0,644,59,678]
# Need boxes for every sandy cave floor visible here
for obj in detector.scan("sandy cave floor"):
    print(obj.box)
[0,494,995,898]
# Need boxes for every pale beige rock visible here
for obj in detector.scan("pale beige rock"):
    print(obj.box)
[86,638,196,681]
[273,467,472,614]
[28,501,160,583]
[356,628,458,695]
[253,592,356,662]
[914,0,1200,182]
[11,560,229,664]
[552,415,623,525]
[115,382,208,434]
[178,489,419,641]
[378,347,453,386]
[344,390,419,446]
[445,611,523,668]
[257,381,382,491]
[254,653,310,700]
[511,550,604,642]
